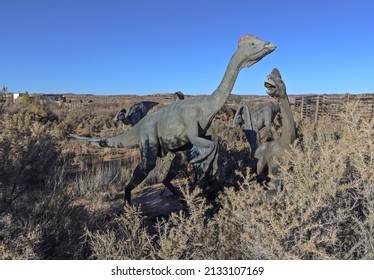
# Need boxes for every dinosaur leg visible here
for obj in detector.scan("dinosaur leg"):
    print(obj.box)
[162,151,189,200]
[243,129,258,157]
[188,124,217,164]
[262,125,272,142]
[189,138,216,163]
[254,145,269,184]
[194,135,221,188]
[267,162,281,191]
[256,158,267,182]
[124,138,158,205]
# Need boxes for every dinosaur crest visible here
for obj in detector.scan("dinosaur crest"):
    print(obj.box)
[238,34,257,47]
[264,68,286,98]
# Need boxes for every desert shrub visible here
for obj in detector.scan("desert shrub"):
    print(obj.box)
[85,106,374,260]
[0,190,92,259]
[87,205,155,259]
[0,109,92,259]
[74,159,122,198]
[0,119,61,213]
[33,192,92,259]
[211,109,374,259]
[2,96,374,260]
[154,186,240,259]
[22,91,32,103]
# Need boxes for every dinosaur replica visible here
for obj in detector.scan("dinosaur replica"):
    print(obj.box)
[216,105,237,122]
[233,102,280,155]
[254,68,296,190]
[113,101,159,126]
[71,34,276,207]
[173,91,185,102]
[113,92,185,126]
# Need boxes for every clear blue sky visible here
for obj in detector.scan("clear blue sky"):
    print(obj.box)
[1,0,373,95]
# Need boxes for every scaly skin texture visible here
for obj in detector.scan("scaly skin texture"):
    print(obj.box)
[254,68,297,189]
[71,35,276,207]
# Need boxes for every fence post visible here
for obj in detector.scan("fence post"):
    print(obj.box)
[300,96,304,119]
[315,95,320,122]
[346,94,350,114]
[372,94,374,120]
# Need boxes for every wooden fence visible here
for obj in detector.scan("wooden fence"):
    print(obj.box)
[294,93,374,121]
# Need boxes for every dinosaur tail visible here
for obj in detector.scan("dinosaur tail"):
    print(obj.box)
[69,134,105,147]
[70,127,139,148]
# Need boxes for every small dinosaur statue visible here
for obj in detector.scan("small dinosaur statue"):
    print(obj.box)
[71,34,276,206]
[113,101,159,126]
[113,92,184,126]
[173,91,185,102]
[233,102,280,155]
[254,68,296,190]
[216,105,237,122]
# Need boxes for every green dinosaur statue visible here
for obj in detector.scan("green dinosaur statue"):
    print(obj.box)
[233,102,280,156]
[71,34,276,207]
[254,68,297,190]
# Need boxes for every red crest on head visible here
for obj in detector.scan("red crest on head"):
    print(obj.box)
[238,34,256,47]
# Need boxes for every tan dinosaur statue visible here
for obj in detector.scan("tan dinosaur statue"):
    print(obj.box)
[254,68,296,190]
[71,35,276,207]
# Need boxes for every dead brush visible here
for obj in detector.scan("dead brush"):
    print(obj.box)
[86,204,155,260]
[154,186,213,259]
[3,94,374,260]
[212,106,374,260]
[74,159,121,198]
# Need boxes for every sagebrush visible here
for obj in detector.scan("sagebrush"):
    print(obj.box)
[1,99,373,259]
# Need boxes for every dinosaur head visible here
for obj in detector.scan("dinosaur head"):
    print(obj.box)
[174,91,185,101]
[264,68,286,99]
[113,108,127,122]
[232,105,245,127]
[237,34,276,70]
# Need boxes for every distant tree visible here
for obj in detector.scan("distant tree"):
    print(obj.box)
[22,91,32,103]
[1,85,8,95]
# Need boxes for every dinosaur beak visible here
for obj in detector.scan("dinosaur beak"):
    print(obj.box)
[264,78,277,96]
[265,42,276,52]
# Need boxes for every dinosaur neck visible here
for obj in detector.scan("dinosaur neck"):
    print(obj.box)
[207,50,243,113]
[279,95,296,147]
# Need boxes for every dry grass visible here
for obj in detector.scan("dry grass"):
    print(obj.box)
[1,96,373,259]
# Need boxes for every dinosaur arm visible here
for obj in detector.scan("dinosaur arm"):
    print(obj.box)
[263,106,275,127]
[243,104,258,131]
[232,105,244,127]
[187,123,215,164]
